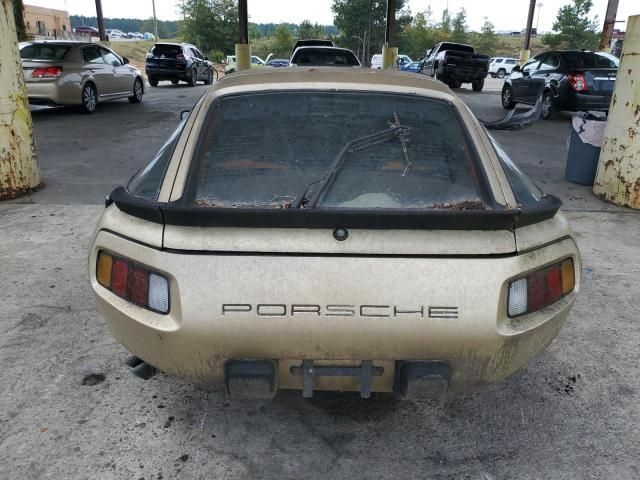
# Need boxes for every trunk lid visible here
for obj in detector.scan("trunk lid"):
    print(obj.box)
[162,226,516,255]
[575,68,617,96]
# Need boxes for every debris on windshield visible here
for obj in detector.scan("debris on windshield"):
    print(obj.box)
[432,200,486,210]
[195,195,296,208]
[389,111,413,175]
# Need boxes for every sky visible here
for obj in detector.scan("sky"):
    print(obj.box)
[25,0,639,32]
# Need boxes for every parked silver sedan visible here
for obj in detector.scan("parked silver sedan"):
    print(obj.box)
[21,41,144,113]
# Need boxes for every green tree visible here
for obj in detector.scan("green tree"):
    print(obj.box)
[272,24,294,57]
[451,8,468,43]
[180,0,238,53]
[545,0,599,49]
[476,18,498,55]
[440,8,451,33]
[13,0,27,41]
[249,23,262,40]
[332,0,407,65]
[297,20,314,40]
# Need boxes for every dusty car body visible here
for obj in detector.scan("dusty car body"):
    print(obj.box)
[21,41,144,113]
[89,68,580,399]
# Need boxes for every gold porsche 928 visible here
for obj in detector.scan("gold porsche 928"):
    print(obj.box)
[89,68,580,400]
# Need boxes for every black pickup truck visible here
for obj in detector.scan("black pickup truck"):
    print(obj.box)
[422,42,490,91]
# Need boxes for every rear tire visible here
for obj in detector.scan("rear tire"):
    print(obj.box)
[148,76,158,87]
[472,79,484,92]
[81,83,97,114]
[542,91,558,120]
[171,79,179,85]
[497,68,507,79]
[449,80,462,89]
[434,70,446,85]
[128,78,143,103]
[189,68,197,87]
[501,85,516,109]
[204,68,214,85]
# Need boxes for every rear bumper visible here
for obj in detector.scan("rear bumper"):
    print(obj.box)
[443,66,487,82]
[26,80,82,106]
[145,67,189,79]
[90,231,580,394]
[558,91,612,112]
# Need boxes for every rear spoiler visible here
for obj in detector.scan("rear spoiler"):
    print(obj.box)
[109,187,561,231]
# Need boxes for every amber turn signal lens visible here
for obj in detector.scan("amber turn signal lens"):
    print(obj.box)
[561,258,575,295]
[96,252,113,288]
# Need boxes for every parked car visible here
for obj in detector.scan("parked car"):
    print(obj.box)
[145,43,215,87]
[74,26,99,37]
[21,41,144,113]
[489,57,518,78]
[290,39,335,58]
[422,42,490,91]
[224,54,272,74]
[400,61,423,74]
[290,46,360,67]
[501,50,618,120]
[106,29,126,39]
[128,32,144,40]
[370,54,412,69]
[143,32,156,41]
[266,58,290,67]
[90,68,580,400]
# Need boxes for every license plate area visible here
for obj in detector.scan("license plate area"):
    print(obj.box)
[290,360,384,398]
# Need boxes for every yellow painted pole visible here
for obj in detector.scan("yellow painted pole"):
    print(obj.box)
[382,44,398,69]
[593,15,640,209]
[0,0,42,200]
[235,0,250,71]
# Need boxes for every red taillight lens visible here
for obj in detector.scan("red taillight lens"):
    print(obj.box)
[96,251,169,314]
[508,258,575,317]
[31,66,63,78]
[111,259,129,297]
[128,267,149,307]
[568,73,588,92]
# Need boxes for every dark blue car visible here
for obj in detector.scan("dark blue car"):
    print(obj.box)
[401,61,423,74]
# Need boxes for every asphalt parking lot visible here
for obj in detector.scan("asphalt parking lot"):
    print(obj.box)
[1,78,639,479]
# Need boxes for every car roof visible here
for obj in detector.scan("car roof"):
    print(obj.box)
[26,40,92,46]
[212,67,450,95]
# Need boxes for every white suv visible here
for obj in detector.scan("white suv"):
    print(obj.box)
[489,58,518,78]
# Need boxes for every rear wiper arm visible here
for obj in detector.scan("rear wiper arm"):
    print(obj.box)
[294,125,412,208]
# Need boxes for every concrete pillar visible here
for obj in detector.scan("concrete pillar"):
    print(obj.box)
[0,0,42,201]
[382,0,397,69]
[593,15,640,209]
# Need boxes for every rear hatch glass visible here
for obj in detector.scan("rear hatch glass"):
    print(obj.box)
[186,92,490,210]
[292,49,359,66]
[20,44,69,60]
[563,52,617,95]
[150,44,184,58]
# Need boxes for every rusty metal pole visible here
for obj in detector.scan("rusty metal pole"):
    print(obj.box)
[382,0,398,69]
[0,0,42,200]
[593,15,640,209]
[519,0,536,64]
[95,0,106,41]
[599,0,619,51]
[235,0,250,71]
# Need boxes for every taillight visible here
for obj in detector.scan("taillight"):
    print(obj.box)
[508,258,575,317]
[568,73,588,92]
[31,66,63,78]
[96,251,170,314]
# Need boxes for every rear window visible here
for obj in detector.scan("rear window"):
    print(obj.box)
[563,52,618,69]
[440,43,474,54]
[20,44,69,60]
[187,92,488,210]
[293,49,359,66]
[150,44,184,58]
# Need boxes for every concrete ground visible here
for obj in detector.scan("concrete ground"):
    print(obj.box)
[1,78,639,480]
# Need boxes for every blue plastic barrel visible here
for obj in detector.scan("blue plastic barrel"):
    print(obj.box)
[565,115,606,186]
